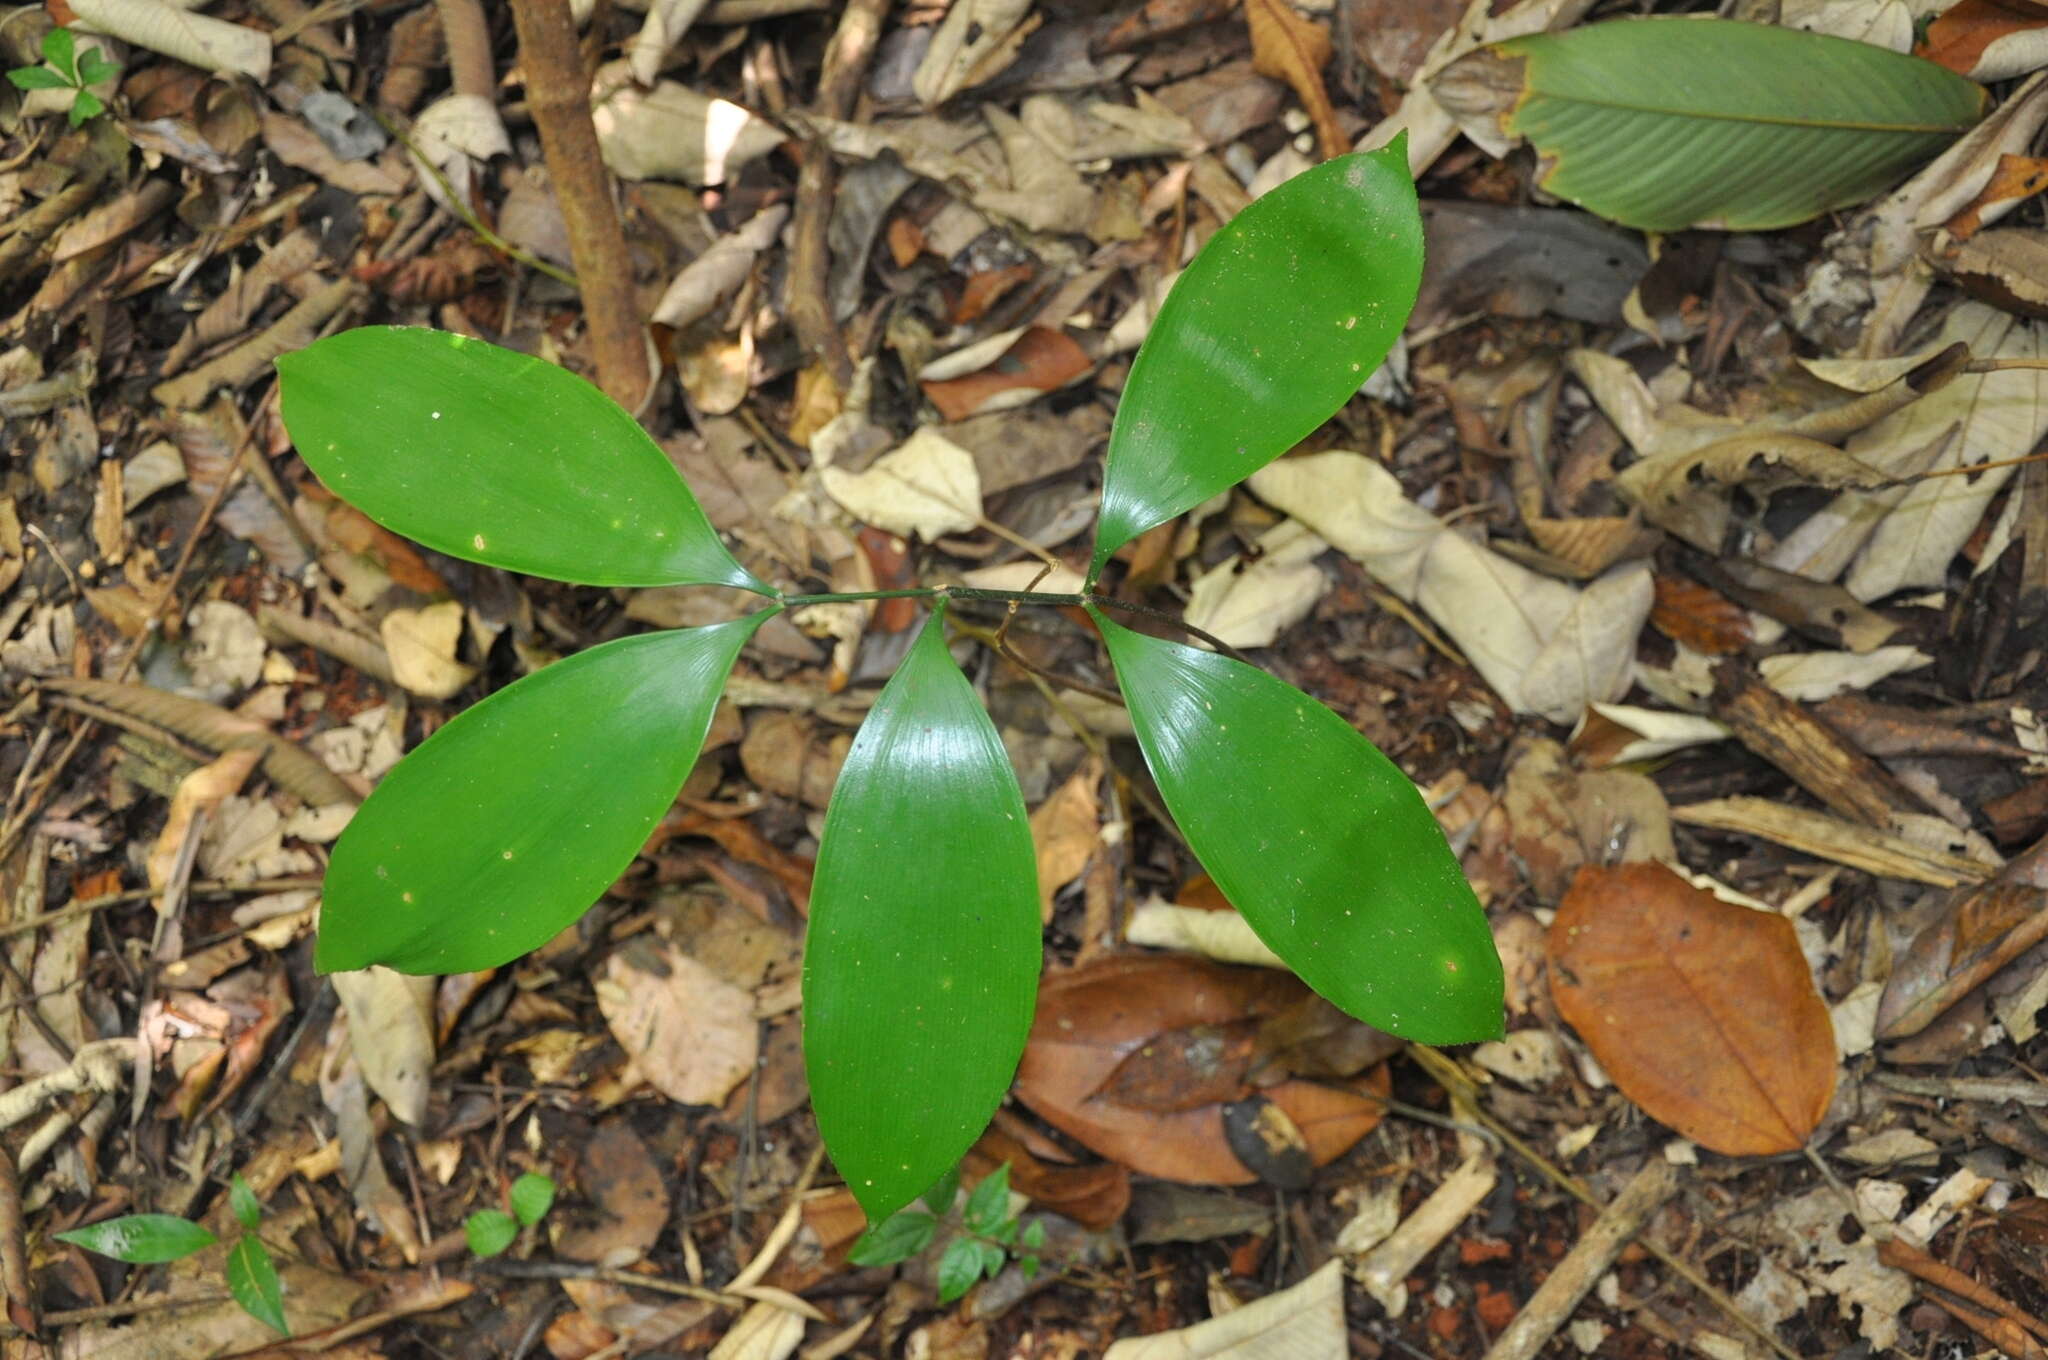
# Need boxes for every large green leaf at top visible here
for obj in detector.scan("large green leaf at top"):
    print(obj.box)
[1093,609,1502,1043]
[1441,18,1984,233]
[278,327,769,593]
[1088,144,1422,584]
[804,604,1041,1222]
[316,611,774,975]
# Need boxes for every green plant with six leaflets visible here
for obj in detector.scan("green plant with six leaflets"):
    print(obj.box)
[276,139,1505,1228]
[7,27,117,126]
[464,1171,557,1258]
[849,1165,1046,1304]
[54,1174,289,1335]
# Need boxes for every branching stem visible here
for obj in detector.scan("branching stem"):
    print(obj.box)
[777,587,1248,662]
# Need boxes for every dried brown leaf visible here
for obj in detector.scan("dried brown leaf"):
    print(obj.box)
[1246,0,1347,160]
[1549,863,1837,1155]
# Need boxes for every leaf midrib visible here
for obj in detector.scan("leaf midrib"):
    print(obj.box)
[1524,91,1971,136]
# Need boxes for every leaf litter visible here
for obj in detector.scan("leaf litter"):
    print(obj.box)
[19,0,2048,1354]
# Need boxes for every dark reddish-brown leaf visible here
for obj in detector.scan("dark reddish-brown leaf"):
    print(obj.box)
[921,327,1093,422]
[1015,955,1386,1185]
[1549,863,1836,1156]
[1650,575,1751,655]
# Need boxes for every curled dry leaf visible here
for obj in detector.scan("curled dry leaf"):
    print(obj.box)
[1549,863,1836,1156]
[379,601,476,700]
[1878,843,2048,1041]
[1246,0,1346,161]
[1030,756,1103,921]
[818,427,984,540]
[1184,521,1330,650]
[70,0,271,80]
[1015,955,1386,1186]
[1250,451,1649,723]
[913,0,1033,106]
[1615,433,1892,551]
[1919,0,2048,81]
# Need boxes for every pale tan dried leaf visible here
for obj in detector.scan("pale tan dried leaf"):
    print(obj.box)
[593,70,783,184]
[652,204,788,328]
[819,427,983,540]
[1125,899,1288,969]
[148,748,263,897]
[1250,452,1646,722]
[596,939,757,1106]
[1185,521,1329,649]
[1031,756,1103,921]
[379,602,476,700]
[1615,434,1892,550]
[331,966,436,1125]
[1105,1259,1345,1359]
[184,600,266,697]
[630,0,714,85]
[408,94,509,212]
[913,0,1033,106]
[70,0,270,80]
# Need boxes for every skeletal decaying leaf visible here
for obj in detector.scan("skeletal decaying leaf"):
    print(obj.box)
[1250,451,1650,723]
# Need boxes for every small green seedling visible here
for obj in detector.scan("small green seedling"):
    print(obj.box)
[849,1164,1045,1303]
[55,1174,288,1334]
[464,1171,556,1258]
[275,139,1505,1228]
[7,27,117,127]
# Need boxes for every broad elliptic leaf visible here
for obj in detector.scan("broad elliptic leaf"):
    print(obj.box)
[317,612,774,975]
[510,1172,556,1227]
[1549,863,1836,1155]
[278,327,769,592]
[1438,17,1985,233]
[1092,610,1502,1042]
[464,1209,519,1258]
[227,1235,289,1335]
[1088,144,1422,583]
[56,1214,217,1264]
[804,604,1041,1223]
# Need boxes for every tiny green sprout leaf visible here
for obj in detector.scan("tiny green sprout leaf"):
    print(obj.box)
[510,1173,555,1227]
[1092,609,1504,1043]
[277,327,769,592]
[55,1214,217,1264]
[991,1216,1018,1245]
[974,1239,1006,1280]
[1019,1254,1040,1278]
[936,1237,982,1304]
[804,605,1041,1224]
[76,48,115,84]
[40,27,76,80]
[230,1174,261,1232]
[317,612,775,975]
[1020,1219,1045,1250]
[227,1235,289,1335]
[846,1210,937,1267]
[7,67,69,91]
[1088,142,1422,583]
[920,1166,960,1217]
[465,1209,520,1259]
[68,89,103,125]
[963,1164,1010,1236]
